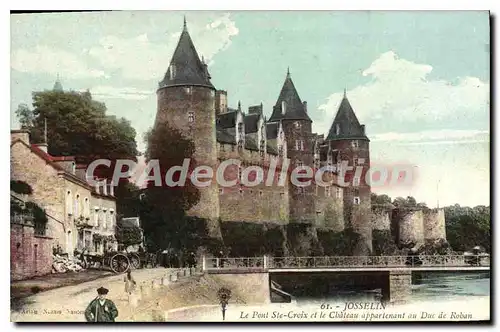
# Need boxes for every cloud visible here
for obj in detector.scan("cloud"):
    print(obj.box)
[11,45,106,79]
[87,13,239,81]
[371,129,489,143]
[83,86,153,100]
[316,51,490,137]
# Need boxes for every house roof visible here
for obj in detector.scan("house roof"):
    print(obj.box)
[266,122,279,140]
[158,19,214,90]
[216,128,236,145]
[326,93,369,141]
[243,113,261,134]
[269,70,311,122]
[216,111,238,130]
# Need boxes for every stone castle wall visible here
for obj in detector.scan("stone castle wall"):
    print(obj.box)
[423,208,446,242]
[156,86,220,236]
[371,209,391,231]
[398,210,425,248]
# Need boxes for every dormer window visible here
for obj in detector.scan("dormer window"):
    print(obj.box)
[185,87,192,95]
[352,140,359,149]
[294,121,301,129]
[188,111,195,123]
[354,197,360,205]
[297,160,303,167]
[281,101,286,114]
[336,124,340,135]
[169,64,176,80]
[72,162,76,174]
[237,122,243,134]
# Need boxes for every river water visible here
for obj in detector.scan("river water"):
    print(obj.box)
[174,272,490,322]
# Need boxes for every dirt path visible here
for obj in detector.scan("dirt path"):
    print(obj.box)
[11,268,177,322]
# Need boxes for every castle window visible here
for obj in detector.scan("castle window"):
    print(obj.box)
[353,197,360,205]
[325,186,331,197]
[294,121,301,129]
[278,145,284,157]
[295,140,300,150]
[352,140,359,149]
[281,101,286,114]
[188,111,195,123]
[185,87,192,95]
[169,64,176,80]
[316,211,322,217]
[280,192,284,198]
[219,188,224,195]
[259,190,263,197]
[237,122,243,134]
[239,187,244,196]
[296,160,303,167]
[237,139,244,151]
[335,124,340,135]
[353,177,360,187]
[231,145,235,152]
[336,187,342,199]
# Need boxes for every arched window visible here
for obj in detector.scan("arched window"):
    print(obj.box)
[281,101,286,114]
[335,124,340,135]
[74,194,80,217]
[66,190,72,215]
[84,197,90,218]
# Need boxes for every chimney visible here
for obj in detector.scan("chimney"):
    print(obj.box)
[303,101,308,113]
[215,90,227,115]
[11,130,30,146]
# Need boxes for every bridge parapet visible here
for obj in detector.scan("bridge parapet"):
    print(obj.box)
[202,255,490,272]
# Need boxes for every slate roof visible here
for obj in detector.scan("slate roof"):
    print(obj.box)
[244,113,260,133]
[326,93,369,141]
[216,128,235,145]
[269,70,311,122]
[216,111,238,130]
[266,122,279,140]
[158,20,214,89]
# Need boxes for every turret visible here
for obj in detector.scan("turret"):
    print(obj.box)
[326,90,371,255]
[155,18,220,237]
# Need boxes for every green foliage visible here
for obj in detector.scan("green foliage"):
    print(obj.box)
[10,180,33,195]
[15,90,138,178]
[317,228,361,256]
[139,124,204,252]
[220,222,266,257]
[115,224,143,247]
[445,204,490,252]
[372,230,400,255]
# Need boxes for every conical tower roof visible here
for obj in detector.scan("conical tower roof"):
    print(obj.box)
[326,91,369,141]
[158,18,214,89]
[53,74,63,92]
[269,68,311,122]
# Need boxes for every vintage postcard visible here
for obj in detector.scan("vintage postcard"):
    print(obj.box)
[10,10,490,323]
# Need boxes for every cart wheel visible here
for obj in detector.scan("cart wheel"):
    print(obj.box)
[110,253,130,273]
[129,253,141,269]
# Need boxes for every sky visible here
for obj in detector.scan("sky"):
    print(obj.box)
[10,11,490,208]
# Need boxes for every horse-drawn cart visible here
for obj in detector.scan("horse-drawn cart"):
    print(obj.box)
[80,251,141,273]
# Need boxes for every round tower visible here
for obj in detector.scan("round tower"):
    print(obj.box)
[155,19,220,237]
[325,90,372,255]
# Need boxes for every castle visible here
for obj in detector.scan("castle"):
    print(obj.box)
[153,19,446,255]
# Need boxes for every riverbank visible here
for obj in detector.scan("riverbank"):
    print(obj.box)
[124,273,268,321]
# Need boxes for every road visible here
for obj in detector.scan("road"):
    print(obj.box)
[11,268,176,322]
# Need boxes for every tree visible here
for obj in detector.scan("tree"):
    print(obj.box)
[139,124,205,253]
[15,90,138,179]
[115,224,143,248]
[445,204,490,252]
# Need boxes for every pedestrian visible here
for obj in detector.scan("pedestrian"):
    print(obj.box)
[84,287,118,322]
[189,252,197,268]
[123,270,137,295]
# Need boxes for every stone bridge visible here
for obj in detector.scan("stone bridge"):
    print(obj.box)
[201,255,490,303]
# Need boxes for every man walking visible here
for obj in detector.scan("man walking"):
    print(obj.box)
[84,287,119,322]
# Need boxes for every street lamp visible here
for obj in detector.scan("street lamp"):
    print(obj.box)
[217,287,231,321]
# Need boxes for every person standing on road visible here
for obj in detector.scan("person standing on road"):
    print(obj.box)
[84,287,119,322]
[123,270,137,295]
